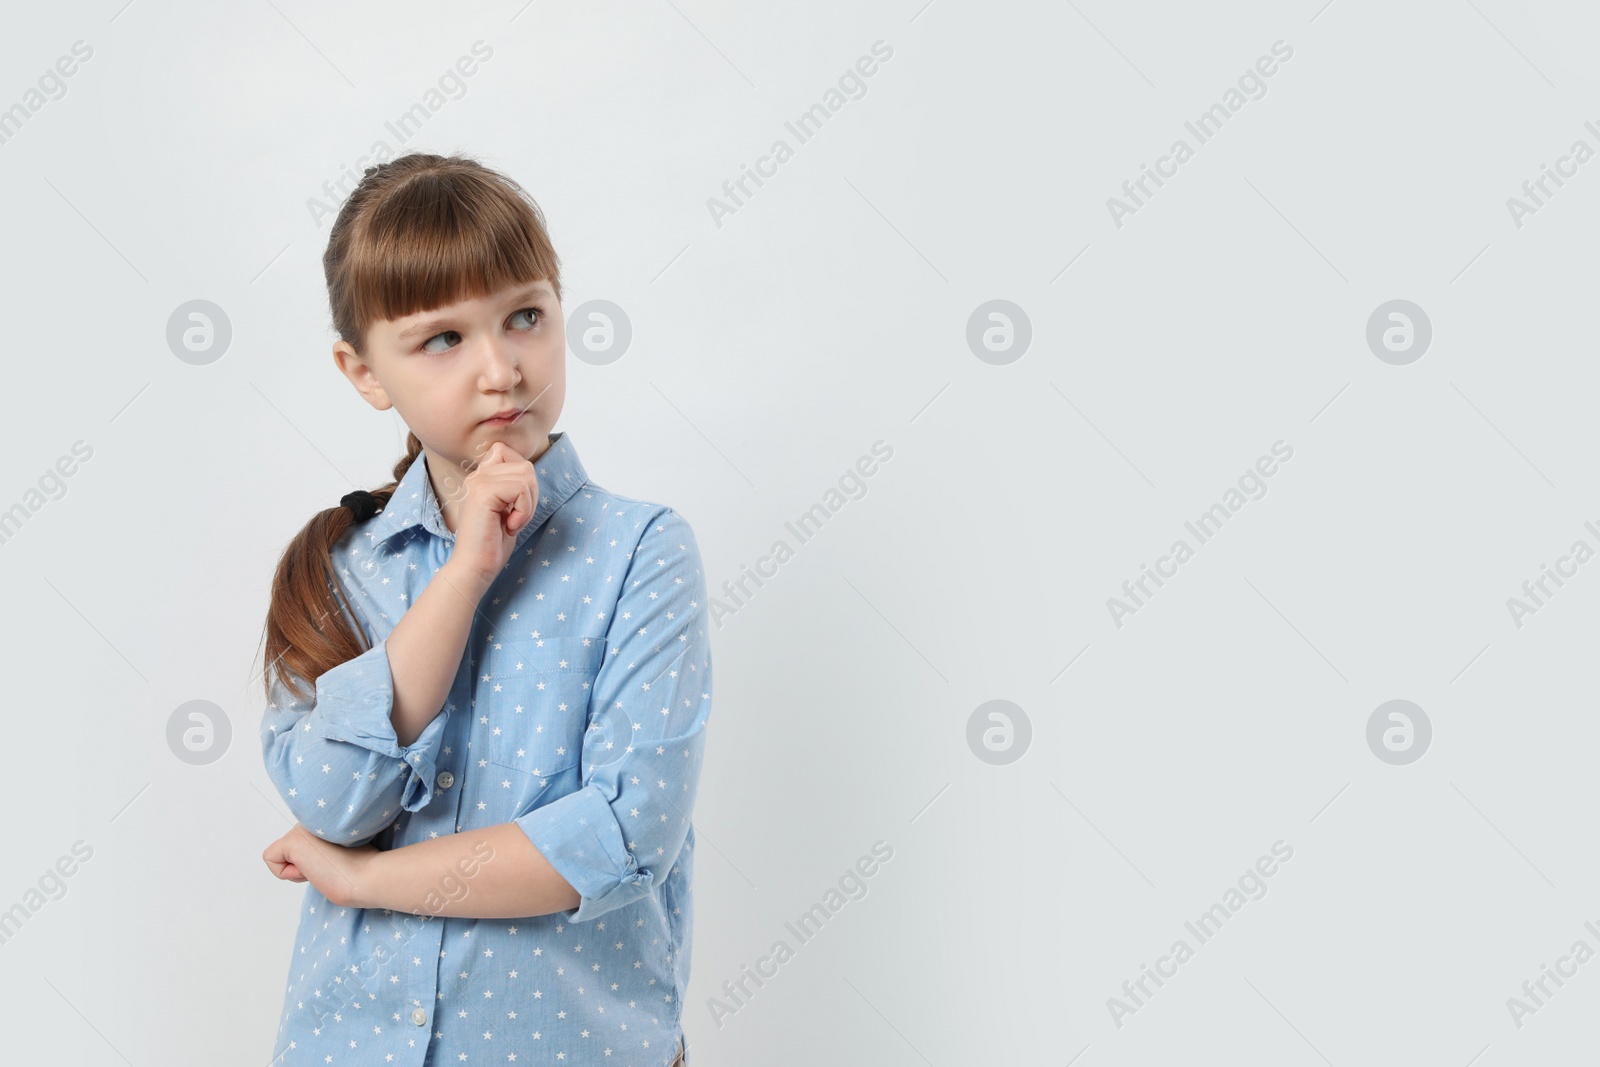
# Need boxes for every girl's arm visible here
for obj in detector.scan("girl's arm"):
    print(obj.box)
[328,508,710,921]
[259,557,494,845]
[351,823,581,918]
[385,557,491,747]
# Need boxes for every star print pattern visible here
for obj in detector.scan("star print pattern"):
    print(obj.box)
[262,433,708,1067]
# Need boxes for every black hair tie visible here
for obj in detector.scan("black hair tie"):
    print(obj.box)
[340,489,381,521]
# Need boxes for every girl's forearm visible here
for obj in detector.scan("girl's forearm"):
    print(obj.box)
[357,822,582,919]
[385,559,488,747]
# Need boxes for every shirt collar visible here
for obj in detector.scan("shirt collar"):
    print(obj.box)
[366,431,590,550]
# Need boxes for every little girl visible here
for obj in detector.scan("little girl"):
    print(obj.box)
[257,152,711,1067]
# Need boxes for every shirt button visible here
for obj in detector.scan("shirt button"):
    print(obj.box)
[411,1007,427,1026]
[436,771,455,790]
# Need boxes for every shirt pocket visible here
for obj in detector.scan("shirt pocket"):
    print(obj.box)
[477,636,605,785]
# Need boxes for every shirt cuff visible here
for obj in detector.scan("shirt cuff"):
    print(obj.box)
[312,637,447,813]
[515,783,652,923]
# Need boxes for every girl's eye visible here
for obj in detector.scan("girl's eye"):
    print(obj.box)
[418,308,541,354]
[421,330,461,354]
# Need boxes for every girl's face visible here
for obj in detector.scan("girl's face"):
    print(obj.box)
[335,278,566,487]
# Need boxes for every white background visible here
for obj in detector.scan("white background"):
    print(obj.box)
[2,0,1599,1063]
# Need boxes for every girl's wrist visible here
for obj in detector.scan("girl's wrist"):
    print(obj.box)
[436,557,494,605]
[344,847,386,910]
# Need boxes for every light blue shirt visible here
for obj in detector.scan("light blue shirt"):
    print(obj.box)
[262,431,712,1066]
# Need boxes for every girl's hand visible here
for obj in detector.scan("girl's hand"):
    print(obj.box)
[446,441,541,591]
[262,823,379,909]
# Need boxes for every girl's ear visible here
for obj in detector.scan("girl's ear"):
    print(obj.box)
[332,340,394,412]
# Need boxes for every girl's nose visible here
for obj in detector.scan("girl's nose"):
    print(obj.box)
[480,339,520,385]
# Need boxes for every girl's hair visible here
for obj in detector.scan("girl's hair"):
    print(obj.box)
[260,151,562,706]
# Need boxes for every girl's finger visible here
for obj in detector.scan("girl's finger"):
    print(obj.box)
[501,485,523,533]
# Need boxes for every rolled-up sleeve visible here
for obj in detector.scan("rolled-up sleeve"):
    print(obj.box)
[515,507,714,923]
[260,632,449,846]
